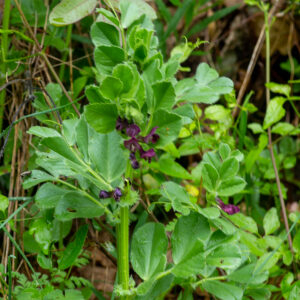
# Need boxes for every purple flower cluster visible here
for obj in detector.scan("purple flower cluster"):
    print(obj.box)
[217,198,240,215]
[116,117,160,169]
[99,187,122,201]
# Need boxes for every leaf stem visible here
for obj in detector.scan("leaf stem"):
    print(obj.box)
[194,275,227,287]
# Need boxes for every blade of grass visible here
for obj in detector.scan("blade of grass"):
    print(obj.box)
[0,0,11,133]
[187,4,240,38]
[155,0,171,22]
[8,256,12,300]
[1,227,41,286]
[162,0,194,41]
[59,24,73,80]
[0,199,33,232]
[0,95,83,141]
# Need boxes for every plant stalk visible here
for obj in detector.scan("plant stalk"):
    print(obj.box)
[117,161,132,299]
[264,8,294,254]
[0,0,11,133]
[59,24,73,80]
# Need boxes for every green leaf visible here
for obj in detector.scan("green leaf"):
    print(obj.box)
[171,212,210,277]
[130,223,168,280]
[245,134,268,172]
[94,45,125,75]
[203,152,222,171]
[50,0,98,26]
[161,181,191,215]
[219,157,239,180]
[263,97,286,129]
[206,244,242,269]
[158,156,192,180]
[96,8,119,26]
[239,231,264,256]
[41,137,82,165]
[292,229,300,253]
[35,183,69,209]
[0,194,8,212]
[200,207,220,219]
[55,191,104,221]
[37,254,52,270]
[201,163,219,192]
[219,143,231,160]
[227,213,258,234]
[120,0,156,28]
[263,207,280,235]
[205,105,231,121]
[217,177,246,197]
[255,251,280,272]
[211,218,237,235]
[22,170,56,189]
[27,126,61,138]
[134,44,148,62]
[266,82,291,97]
[228,263,268,284]
[76,117,89,161]
[174,103,195,124]
[58,225,88,270]
[151,81,175,112]
[289,285,300,300]
[248,123,264,134]
[91,21,120,47]
[88,131,126,184]
[85,85,108,104]
[179,63,233,104]
[73,76,88,99]
[84,103,118,133]
[271,122,295,135]
[202,281,243,300]
[230,150,244,162]
[100,76,123,99]
[136,274,173,298]
[62,119,79,146]
[113,64,134,94]
[152,109,182,146]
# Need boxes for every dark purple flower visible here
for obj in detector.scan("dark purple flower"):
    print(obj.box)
[126,124,141,137]
[124,137,142,152]
[217,198,240,215]
[116,117,129,131]
[113,188,122,201]
[129,152,140,169]
[99,190,110,199]
[144,126,160,144]
[140,148,156,163]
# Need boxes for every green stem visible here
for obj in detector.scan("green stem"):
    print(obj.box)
[105,0,127,59]
[59,24,72,80]
[264,10,270,104]
[119,207,129,296]
[117,161,132,299]
[194,275,227,287]
[263,5,294,254]
[0,0,11,133]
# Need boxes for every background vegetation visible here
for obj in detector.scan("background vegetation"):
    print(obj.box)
[0,0,300,299]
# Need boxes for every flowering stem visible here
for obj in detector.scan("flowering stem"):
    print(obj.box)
[118,206,129,298]
[117,160,132,299]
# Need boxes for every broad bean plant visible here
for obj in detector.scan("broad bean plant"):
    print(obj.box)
[19,1,296,299]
